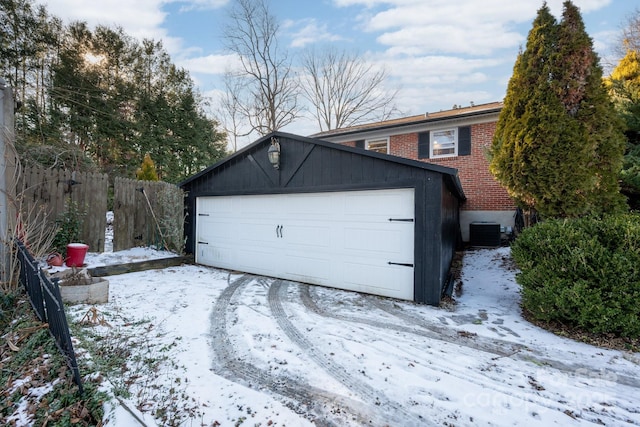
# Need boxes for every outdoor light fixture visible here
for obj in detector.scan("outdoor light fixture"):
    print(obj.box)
[268,137,280,170]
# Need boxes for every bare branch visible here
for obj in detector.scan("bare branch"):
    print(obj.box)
[619,8,640,55]
[216,71,253,152]
[300,47,400,131]
[223,0,301,135]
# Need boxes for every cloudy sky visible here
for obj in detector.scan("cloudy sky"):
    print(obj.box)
[37,0,639,138]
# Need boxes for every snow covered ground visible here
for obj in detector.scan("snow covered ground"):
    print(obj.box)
[55,245,640,427]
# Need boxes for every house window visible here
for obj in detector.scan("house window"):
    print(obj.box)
[366,138,389,154]
[430,129,457,158]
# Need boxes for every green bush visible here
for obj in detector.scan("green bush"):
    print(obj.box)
[51,200,86,256]
[511,213,640,338]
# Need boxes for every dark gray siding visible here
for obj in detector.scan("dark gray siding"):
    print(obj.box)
[439,180,462,297]
[180,132,464,305]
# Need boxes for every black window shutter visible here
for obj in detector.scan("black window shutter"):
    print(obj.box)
[355,140,364,149]
[418,132,430,159]
[458,126,471,156]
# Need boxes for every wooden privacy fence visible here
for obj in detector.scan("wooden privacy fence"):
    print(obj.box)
[113,177,184,253]
[17,166,108,252]
[16,166,184,253]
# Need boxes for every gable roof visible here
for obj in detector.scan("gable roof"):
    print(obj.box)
[179,131,466,200]
[310,101,503,139]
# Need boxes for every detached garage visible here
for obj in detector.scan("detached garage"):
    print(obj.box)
[180,132,465,305]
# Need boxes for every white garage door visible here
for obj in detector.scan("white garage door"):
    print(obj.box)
[195,188,415,300]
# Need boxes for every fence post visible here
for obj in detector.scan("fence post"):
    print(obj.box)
[1,79,17,285]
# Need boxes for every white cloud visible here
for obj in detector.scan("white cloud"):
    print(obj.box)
[363,2,530,57]
[369,53,507,113]
[284,19,346,48]
[177,53,242,75]
[332,0,386,7]
[36,0,622,128]
[381,55,502,83]
[175,0,229,12]
[36,0,234,78]
[335,0,614,59]
[378,24,523,56]
[365,1,530,31]
[38,0,168,41]
[325,0,618,116]
[36,0,228,52]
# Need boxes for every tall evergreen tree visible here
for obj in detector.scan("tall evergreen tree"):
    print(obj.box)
[1,0,228,179]
[132,40,227,183]
[490,1,626,218]
[51,23,101,154]
[556,1,626,214]
[1,0,63,145]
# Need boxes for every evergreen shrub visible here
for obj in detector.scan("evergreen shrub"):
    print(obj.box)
[511,213,640,337]
[51,200,86,256]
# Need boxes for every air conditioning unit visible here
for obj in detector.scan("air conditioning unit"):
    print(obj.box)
[469,222,501,247]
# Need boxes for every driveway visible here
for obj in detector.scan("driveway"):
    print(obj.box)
[73,247,640,426]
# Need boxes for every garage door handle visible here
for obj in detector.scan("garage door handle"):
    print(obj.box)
[276,225,283,238]
[388,218,414,222]
[198,241,208,245]
[388,261,414,267]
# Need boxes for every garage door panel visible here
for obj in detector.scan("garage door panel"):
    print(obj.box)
[284,224,331,248]
[342,261,414,300]
[344,191,413,217]
[195,188,415,300]
[238,222,281,245]
[284,255,331,282]
[343,226,410,254]
[235,248,281,276]
[287,194,333,216]
[240,196,280,215]
[198,244,236,267]
[198,197,233,214]
[197,218,235,242]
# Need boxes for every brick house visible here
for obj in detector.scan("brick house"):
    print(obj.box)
[311,101,516,243]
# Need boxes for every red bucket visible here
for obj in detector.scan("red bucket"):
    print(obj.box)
[66,243,89,267]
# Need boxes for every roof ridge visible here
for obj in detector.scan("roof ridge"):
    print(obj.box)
[310,101,503,138]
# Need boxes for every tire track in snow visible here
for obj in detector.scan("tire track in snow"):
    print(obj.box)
[302,284,640,389]
[363,292,640,390]
[301,284,523,357]
[295,283,640,425]
[268,279,430,427]
[210,274,378,427]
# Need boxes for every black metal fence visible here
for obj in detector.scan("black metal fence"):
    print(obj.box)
[14,239,83,394]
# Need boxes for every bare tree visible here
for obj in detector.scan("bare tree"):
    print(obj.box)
[216,71,252,152]
[300,47,400,131]
[619,8,640,54]
[224,0,301,135]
